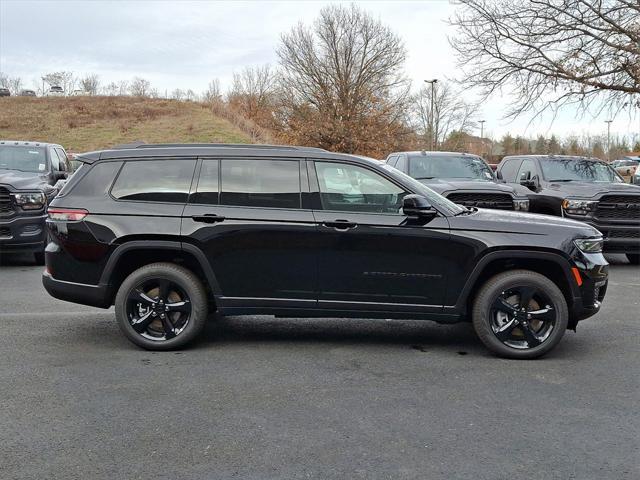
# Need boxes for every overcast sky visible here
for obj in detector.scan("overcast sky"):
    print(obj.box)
[1,0,637,140]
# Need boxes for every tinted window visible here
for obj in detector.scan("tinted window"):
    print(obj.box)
[192,159,219,204]
[499,159,522,182]
[112,159,196,203]
[315,162,407,214]
[220,159,300,209]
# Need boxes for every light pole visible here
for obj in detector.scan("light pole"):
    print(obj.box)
[605,120,613,161]
[424,79,438,150]
[479,120,486,156]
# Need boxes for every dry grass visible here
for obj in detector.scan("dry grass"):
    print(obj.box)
[0,96,252,152]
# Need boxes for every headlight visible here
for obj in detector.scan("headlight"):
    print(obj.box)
[562,198,598,215]
[12,191,46,210]
[574,237,603,253]
[513,199,529,211]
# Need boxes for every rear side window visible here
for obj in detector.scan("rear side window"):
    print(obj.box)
[220,159,300,209]
[192,159,219,205]
[111,159,196,203]
[499,159,522,182]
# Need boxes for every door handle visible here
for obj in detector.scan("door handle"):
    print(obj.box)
[191,214,225,224]
[322,219,357,231]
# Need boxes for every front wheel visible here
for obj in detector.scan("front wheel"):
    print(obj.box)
[472,270,568,359]
[114,262,208,350]
[626,254,640,265]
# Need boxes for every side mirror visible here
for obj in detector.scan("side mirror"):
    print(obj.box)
[53,171,68,181]
[403,194,437,219]
[495,170,503,180]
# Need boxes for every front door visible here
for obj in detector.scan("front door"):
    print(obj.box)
[181,157,317,308]
[311,160,451,311]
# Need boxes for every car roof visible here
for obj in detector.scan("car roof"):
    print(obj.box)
[0,140,63,148]
[387,151,481,158]
[501,154,602,162]
[76,143,381,166]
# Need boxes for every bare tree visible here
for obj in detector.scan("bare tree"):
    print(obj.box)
[129,77,151,97]
[277,3,412,156]
[171,88,184,101]
[414,81,479,150]
[450,0,640,118]
[118,80,129,96]
[80,74,100,95]
[42,71,75,94]
[228,65,277,120]
[0,72,22,94]
[203,78,221,103]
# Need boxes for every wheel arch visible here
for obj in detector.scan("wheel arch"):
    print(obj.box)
[452,250,580,319]
[100,240,221,306]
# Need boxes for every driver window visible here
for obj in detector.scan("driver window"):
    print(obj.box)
[315,162,408,213]
[49,149,61,171]
[517,159,537,182]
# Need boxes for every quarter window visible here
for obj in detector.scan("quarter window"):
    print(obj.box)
[220,159,301,209]
[111,159,196,203]
[315,162,407,213]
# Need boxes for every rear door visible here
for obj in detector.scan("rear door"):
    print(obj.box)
[181,157,317,308]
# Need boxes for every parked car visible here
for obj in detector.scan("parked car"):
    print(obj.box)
[47,86,64,96]
[71,89,89,96]
[0,140,71,264]
[386,151,530,211]
[0,87,10,97]
[497,155,640,264]
[634,166,640,185]
[43,143,608,358]
[19,89,37,97]
[611,158,639,182]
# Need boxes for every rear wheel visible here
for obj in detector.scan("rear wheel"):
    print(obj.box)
[114,262,208,350]
[472,270,568,359]
[626,254,640,265]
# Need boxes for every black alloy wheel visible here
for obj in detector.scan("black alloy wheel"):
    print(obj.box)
[472,270,568,359]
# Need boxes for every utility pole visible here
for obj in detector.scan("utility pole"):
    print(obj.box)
[479,119,486,156]
[605,120,613,161]
[424,79,438,150]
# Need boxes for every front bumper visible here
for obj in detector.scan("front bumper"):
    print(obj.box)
[0,213,47,253]
[569,251,609,326]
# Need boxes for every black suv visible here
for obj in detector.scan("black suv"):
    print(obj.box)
[386,151,530,211]
[0,141,71,263]
[497,155,640,264]
[43,144,608,359]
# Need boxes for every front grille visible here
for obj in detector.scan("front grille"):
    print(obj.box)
[446,192,514,210]
[596,195,640,221]
[607,230,640,239]
[0,226,11,238]
[0,187,15,217]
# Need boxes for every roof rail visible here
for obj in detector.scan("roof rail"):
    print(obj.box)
[115,142,327,152]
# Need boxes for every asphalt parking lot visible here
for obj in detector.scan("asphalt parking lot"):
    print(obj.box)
[1,253,638,480]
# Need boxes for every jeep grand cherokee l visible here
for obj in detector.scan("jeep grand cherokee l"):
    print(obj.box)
[43,143,608,359]
[497,155,640,264]
[386,151,530,211]
[0,141,71,263]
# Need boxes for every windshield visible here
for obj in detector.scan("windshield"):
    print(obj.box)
[0,146,48,173]
[381,163,465,216]
[539,158,622,183]
[409,155,494,181]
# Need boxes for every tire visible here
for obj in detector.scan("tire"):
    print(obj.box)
[114,262,208,350]
[472,269,569,359]
[626,254,640,265]
[34,250,45,265]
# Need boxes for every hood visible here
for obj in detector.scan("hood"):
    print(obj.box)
[544,181,640,198]
[419,178,522,196]
[449,207,600,239]
[0,169,50,191]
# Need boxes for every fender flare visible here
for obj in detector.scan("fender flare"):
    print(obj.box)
[451,249,580,312]
[99,240,222,297]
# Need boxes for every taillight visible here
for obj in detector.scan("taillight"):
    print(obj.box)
[47,208,88,222]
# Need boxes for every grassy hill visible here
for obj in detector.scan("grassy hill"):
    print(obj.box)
[0,96,252,152]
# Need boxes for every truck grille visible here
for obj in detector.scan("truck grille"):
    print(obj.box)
[596,195,640,221]
[0,187,15,217]
[608,230,640,239]
[446,192,514,210]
